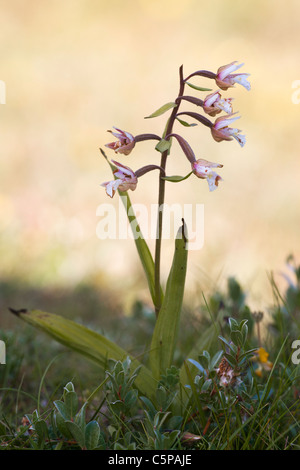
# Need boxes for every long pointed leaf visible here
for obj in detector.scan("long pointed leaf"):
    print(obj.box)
[144,102,177,119]
[11,309,157,402]
[149,220,188,379]
[162,172,193,183]
[119,190,164,308]
[100,149,164,309]
[186,82,212,92]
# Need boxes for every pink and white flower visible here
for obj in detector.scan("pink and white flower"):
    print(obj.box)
[192,158,223,192]
[105,127,135,155]
[217,357,240,388]
[101,160,137,198]
[203,91,233,117]
[215,61,251,91]
[211,113,246,147]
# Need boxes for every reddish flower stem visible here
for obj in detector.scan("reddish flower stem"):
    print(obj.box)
[154,65,185,317]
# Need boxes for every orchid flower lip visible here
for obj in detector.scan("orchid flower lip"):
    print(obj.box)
[192,158,223,191]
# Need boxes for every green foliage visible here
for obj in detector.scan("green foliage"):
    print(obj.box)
[0,381,104,450]
[10,309,157,403]
[144,102,177,119]
[118,189,164,309]
[155,138,172,153]
[185,81,212,92]
[162,171,193,182]
[31,381,102,450]
[101,151,164,309]
[2,273,300,449]
[3,261,300,449]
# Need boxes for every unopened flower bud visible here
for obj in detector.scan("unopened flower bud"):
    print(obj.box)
[180,432,202,447]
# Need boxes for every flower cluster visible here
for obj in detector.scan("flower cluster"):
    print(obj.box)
[101,61,250,196]
[216,356,241,388]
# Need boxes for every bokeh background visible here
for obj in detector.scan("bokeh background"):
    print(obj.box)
[1,0,300,328]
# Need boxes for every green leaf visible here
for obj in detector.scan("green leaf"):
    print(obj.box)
[228,317,239,331]
[186,82,212,92]
[155,138,172,153]
[64,391,78,420]
[85,421,100,450]
[224,353,237,367]
[13,309,157,402]
[218,334,236,353]
[175,117,197,127]
[162,172,193,183]
[101,150,164,309]
[210,350,224,370]
[66,420,85,448]
[149,220,188,380]
[230,329,244,347]
[34,419,49,441]
[75,403,88,431]
[145,102,177,119]
[64,382,75,393]
[54,400,68,420]
[139,396,157,420]
[55,412,73,439]
[124,389,138,408]
[119,191,164,308]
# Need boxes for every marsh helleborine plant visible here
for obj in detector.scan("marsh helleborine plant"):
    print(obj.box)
[101,61,250,317]
[11,62,250,406]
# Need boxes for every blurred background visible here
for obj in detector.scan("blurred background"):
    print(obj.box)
[1,0,300,329]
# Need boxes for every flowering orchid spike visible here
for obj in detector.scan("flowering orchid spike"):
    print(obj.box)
[203,91,233,117]
[215,61,251,91]
[105,127,135,155]
[211,113,246,147]
[101,160,137,198]
[192,158,223,192]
